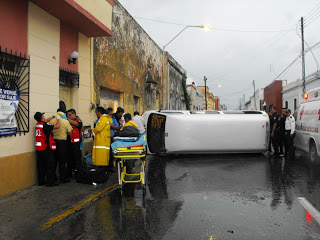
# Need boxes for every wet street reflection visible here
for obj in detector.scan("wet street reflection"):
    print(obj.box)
[42,152,320,239]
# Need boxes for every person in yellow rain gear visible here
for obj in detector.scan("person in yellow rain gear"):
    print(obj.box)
[121,113,138,130]
[92,107,112,166]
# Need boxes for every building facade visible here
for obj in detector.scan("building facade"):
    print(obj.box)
[198,86,215,110]
[94,0,162,114]
[165,52,187,110]
[282,72,320,113]
[0,0,113,197]
[214,96,220,110]
[264,80,282,114]
[244,88,264,111]
[208,92,215,110]
[187,81,203,110]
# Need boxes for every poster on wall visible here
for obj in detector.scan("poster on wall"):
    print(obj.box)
[0,88,19,137]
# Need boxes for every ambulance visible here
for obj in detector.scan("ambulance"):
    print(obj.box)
[294,87,320,163]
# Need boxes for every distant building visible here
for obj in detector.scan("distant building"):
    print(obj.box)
[198,86,214,110]
[264,80,283,114]
[208,92,215,110]
[214,96,220,110]
[244,88,264,111]
[187,80,203,110]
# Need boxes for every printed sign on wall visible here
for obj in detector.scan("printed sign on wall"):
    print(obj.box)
[0,88,19,137]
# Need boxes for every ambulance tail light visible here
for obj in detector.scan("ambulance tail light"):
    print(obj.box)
[304,93,309,100]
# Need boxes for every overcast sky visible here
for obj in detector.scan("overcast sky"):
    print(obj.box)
[118,0,320,109]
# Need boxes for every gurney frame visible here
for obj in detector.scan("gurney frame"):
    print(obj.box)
[113,146,147,190]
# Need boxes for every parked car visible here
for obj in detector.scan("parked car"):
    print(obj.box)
[294,87,320,163]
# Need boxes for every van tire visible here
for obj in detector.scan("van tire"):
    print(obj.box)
[310,142,319,164]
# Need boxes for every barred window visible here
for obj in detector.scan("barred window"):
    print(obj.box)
[0,46,30,136]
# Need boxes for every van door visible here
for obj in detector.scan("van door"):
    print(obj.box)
[147,113,166,154]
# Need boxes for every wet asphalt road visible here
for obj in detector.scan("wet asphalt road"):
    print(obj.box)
[40,152,320,240]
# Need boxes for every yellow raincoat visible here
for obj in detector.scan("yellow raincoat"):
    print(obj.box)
[92,114,112,166]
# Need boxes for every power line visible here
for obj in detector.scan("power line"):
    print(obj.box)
[130,15,295,33]
[133,16,188,27]
[296,20,320,72]
[212,28,294,33]
[304,2,320,21]
[221,87,252,97]
[304,12,320,28]
[271,40,320,81]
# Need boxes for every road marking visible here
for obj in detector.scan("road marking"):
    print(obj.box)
[39,183,118,231]
[298,197,320,225]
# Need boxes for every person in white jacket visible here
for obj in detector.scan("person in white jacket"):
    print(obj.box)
[284,109,295,159]
[132,111,146,134]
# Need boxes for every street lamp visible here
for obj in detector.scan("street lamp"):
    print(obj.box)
[204,76,207,110]
[162,25,210,109]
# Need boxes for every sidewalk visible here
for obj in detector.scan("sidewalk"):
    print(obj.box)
[0,172,118,240]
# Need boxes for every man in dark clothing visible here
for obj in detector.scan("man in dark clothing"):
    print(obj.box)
[271,106,281,156]
[268,110,273,152]
[279,108,287,156]
[112,107,124,130]
[66,109,83,177]
[34,112,60,187]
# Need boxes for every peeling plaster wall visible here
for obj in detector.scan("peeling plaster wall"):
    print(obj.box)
[167,53,187,110]
[94,0,162,113]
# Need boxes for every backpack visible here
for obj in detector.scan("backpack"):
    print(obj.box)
[119,126,139,137]
[76,167,108,184]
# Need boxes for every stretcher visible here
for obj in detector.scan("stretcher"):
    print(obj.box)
[111,134,147,190]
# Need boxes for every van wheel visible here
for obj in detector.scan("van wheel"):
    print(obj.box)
[310,142,319,163]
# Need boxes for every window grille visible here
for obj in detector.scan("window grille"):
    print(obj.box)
[0,46,30,136]
[59,68,79,88]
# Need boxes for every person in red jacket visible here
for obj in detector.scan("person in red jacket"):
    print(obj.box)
[66,109,83,177]
[34,112,60,187]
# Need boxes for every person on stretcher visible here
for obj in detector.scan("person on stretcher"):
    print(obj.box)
[121,113,138,130]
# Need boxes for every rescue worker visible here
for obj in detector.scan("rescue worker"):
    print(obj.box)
[122,113,139,129]
[285,109,295,159]
[34,112,60,187]
[113,107,125,127]
[279,108,287,157]
[107,107,121,138]
[50,111,73,183]
[268,110,273,152]
[66,109,83,177]
[107,107,120,172]
[92,107,112,166]
[132,111,146,134]
[271,105,281,156]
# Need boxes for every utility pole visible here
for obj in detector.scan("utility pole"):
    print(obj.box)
[204,76,207,110]
[301,17,306,94]
[253,80,257,110]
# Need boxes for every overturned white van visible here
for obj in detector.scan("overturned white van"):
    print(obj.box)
[146,111,270,154]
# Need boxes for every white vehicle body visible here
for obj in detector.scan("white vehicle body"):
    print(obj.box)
[294,87,320,161]
[146,111,270,154]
